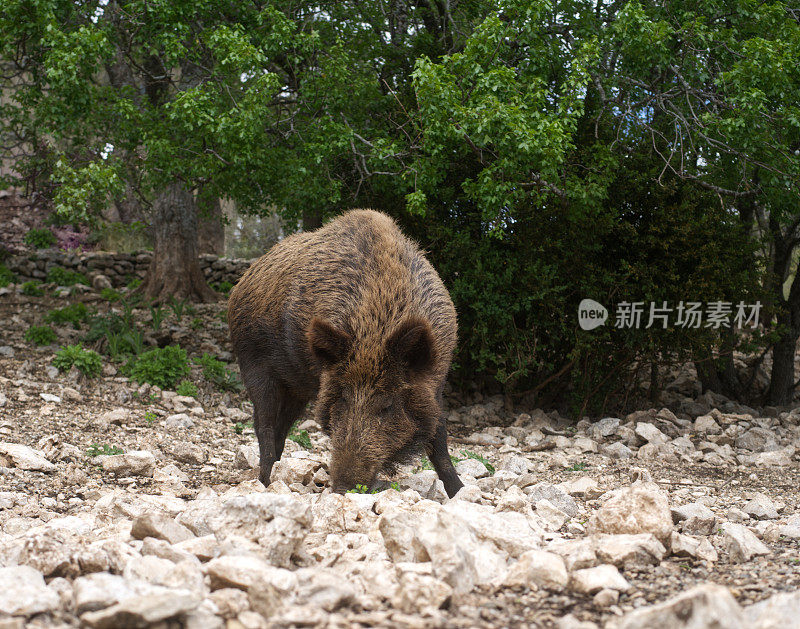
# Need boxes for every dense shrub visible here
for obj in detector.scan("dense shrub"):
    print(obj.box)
[129,345,190,390]
[404,165,760,414]
[53,344,103,377]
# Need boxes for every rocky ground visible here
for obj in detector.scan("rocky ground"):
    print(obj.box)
[1,281,800,628]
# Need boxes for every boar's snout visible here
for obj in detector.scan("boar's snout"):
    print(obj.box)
[329,448,381,495]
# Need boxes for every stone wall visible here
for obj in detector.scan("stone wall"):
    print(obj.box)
[4,250,254,288]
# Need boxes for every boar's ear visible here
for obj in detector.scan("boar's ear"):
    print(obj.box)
[387,318,436,376]
[308,318,352,367]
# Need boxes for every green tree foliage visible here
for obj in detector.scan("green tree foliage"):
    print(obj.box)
[2,0,796,410]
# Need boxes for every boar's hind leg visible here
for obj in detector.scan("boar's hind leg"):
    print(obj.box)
[250,375,307,487]
[426,421,464,498]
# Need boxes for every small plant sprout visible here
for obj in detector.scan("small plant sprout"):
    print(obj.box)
[176,380,198,398]
[288,424,312,449]
[150,304,166,331]
[459,449,495,473]
[234,421,253,435]
[86,444,123,456]
[21,280,44,296]
[168,296,187,320]
[25,325,58,346]
[0,264,16,287]
[101,287,122,301]
[46,302,89,328]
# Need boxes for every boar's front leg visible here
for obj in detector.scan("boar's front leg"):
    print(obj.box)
[249,374,307,487]
[426,420,464,498]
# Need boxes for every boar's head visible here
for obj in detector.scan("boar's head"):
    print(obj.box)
[307,316,441,493]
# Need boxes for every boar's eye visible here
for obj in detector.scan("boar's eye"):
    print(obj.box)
[377,399,393,414]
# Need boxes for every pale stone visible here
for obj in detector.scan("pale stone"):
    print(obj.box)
[593,534,666,569]
[672,502,717,536]
[503,550,568,591]
[131,511,195,544]
[694,414,721,435]
[165,413,194,429]
[205,555,298,592]
[524,483,579,518]
[293,568,357,611]
[443,499,544,558]
[587,483,672,543]
[601,442,633,459]
[174,535,221,562]
[558,476,600,498]
[611,583,743,629]
[172,442,207,464]
[570,564,630,595]
[122,555,176,586]
[670,532,718,562]
[101,451,155,477]
[209,588,249,618]
[743,493,779,520]
[391,572,452,613]
[535,499,569,531]
[495,485,529,512]
[0,565,60,616]
[455,457,491,478]
[635,422,668,444]
[721,522,770,562]
[234,445,259,470]
[548,538,598,571]
[207,493,311,567]
[73,573,147,614]
[0,442,55,472]
[743,589,800,629]
[594,588,619,607]
[81,592,199,628]
[271,457,322,485]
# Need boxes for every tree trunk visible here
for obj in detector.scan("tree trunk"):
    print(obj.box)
[694,329,745,400]
[765,205,800,406]
[198,196,225,255]
[767,320,797,405]
[648,360,659,405]
[140,182,218,303]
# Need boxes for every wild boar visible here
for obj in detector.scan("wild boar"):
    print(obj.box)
[228,209,463,497]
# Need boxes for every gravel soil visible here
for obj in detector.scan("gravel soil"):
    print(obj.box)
[1,287,799,628]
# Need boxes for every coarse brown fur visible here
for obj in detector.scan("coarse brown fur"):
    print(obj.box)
[228,209,464,497]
